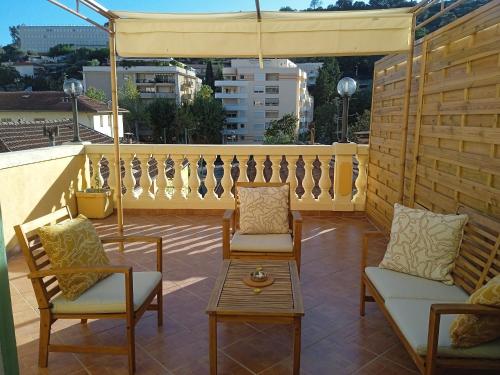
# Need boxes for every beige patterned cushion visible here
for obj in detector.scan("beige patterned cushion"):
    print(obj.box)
[379,204,468,285]
[239,185,289,234]
[450,275,500,348]
[37,215,110,300]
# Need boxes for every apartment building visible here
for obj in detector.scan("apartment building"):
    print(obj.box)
[18,26,108,53]
[296,62,323,86]
[215,59,313,144]
[83,65,202,105]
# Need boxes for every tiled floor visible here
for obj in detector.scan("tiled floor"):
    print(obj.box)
[6,213,496,374]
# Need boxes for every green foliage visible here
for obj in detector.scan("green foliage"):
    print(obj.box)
[48,44,75,57]
[189,88,226,143]
[147,99,178,143]
[85,87,107,102]
[313,58,341,107]
[314,102,339,144]
[0,45,23,63]
[264,113,298,144]
[9,26,20,46]
[0,66,21,90]
[204,60,215,90]
[347,110,371,143]
[197,84,214,99]
[119,80,149,138]
[279,6,296,11]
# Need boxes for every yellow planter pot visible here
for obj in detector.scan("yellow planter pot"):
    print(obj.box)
[75,189,114,219]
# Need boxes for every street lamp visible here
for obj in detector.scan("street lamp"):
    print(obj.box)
[337,77,357,143]
[63,78,84,142]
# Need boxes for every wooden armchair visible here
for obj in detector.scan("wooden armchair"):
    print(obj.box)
[14,207,163,375]
[222,182,303,272]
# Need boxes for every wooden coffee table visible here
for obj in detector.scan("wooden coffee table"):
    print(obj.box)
[206,259,304,375]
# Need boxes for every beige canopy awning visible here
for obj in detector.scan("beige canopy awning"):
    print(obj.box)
[113,8,413,58]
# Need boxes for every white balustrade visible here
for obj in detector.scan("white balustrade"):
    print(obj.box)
[84,144,368,211]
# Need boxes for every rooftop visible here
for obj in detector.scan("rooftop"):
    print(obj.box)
[0,91,127,114]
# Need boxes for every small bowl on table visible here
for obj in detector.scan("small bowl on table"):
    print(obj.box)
[250,270,268,283]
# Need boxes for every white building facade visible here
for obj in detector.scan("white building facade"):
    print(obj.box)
[215,59,313,144]
[18,26,108,53]
[83,65,202,105]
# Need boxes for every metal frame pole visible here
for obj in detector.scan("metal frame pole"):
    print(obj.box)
[108,20,124,242]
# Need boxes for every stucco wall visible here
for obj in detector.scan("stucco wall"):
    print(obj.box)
[0,145,87,252]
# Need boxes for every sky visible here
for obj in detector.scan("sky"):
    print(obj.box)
[0,0,318,46]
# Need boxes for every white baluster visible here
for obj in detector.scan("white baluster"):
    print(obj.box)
[332,142,356,211]
[122,154,137,200]
[171,154,186,201]
[352,151,368,211]
[204,155,217,201]
[253,155,266,183]
[220,155,234,203]
[318,155,333,207]
[90,154,104,189]
[138,154,153,200]
[287,156,299,207]
[187,154,202,201]
[270,155,282,183]
[105,155,116,193]
[156,155,168,200]
[83,153,91,190]
[238,155,249,182]
[301,155,316,205]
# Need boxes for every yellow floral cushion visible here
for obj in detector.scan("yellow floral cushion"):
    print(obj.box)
[37,215,110,300]
[450,275,500,347]
[379,204,468,285]
[239,185,289,234]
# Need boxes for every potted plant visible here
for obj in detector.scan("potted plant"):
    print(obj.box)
[75,173,114,219]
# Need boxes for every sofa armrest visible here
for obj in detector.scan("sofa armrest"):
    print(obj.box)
[425,303,500,374]
[361,231,386,271]
[222,209,235,259]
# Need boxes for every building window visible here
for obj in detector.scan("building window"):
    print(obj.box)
[265,73,279,81]
[240,135,245,140]
[266,86,279,94]
[253,99,263,107]
[240,124,245,128]
[265,110,279,119]
[253,86,264,94]
[265,98,279,106]
[34,118,45,122]
[1,118,12,122]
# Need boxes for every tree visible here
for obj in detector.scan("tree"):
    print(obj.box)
[348,110,371,142]
[119,80,149,141]
[85,87,107,102]
[0,66,21,90]
[264,113,298,144]
[279,6,296,11]
[314,102,339,144]
[189,86,226,143]
[204,60,215,90]
[313,58,341,107]
[48,44,75,57]
[148,99,178,143]
[309,0,323,10]
[9,26,20,47]
[0,45,24,63]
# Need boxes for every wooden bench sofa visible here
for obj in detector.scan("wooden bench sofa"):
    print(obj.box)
[360,205,500,375]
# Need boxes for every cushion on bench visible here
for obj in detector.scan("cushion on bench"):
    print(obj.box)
[385,298,500,359]
[230,231,293,253]
[51,271,162,314]
[365,267,468,301]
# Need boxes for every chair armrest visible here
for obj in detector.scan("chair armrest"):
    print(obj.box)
[28,265,132,279]
[222,209,234,222]
[425,303,500,371]
[28,266,135,314]
[222,210,235,259]
[361,231,386,271]
[291,210,303,223]
[101,236,163,273]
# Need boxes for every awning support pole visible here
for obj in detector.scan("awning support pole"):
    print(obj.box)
[109,20,124,247]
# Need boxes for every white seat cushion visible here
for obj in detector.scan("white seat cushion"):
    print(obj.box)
[51,271,162,314]
[385,298,500,359]
[230,231,293,253]
[365,267,468,301]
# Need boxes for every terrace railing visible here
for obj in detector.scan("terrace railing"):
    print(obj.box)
[85,143,368,212]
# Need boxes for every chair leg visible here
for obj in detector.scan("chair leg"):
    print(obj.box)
[127,321,136,374]
[157,287,163,327]
[80,319,88,324]
[38,309,51,368]
[359,279,366,317]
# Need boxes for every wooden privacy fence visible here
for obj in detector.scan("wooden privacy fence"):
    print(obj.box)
[367,0,500,231]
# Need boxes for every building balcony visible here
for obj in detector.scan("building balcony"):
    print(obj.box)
[215,92,247,99]
[222,104,247,111]
[225,117,247,123]
[214,80,249,87]
[139,92,176,99]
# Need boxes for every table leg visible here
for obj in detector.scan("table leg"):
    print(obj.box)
[293,317,301,375]
[209,315,217,375]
